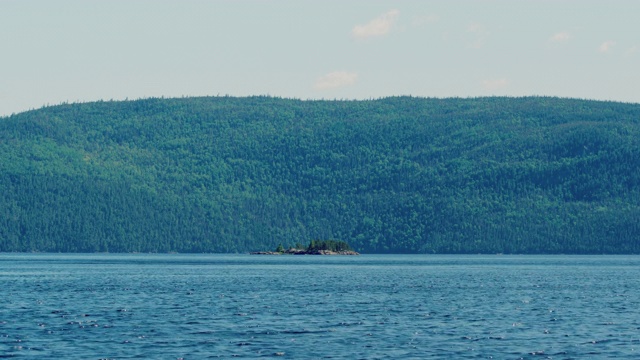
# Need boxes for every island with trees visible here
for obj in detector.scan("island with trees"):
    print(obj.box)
[251,240,360,255]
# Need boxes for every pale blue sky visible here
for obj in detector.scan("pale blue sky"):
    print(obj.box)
[1,0,639,116]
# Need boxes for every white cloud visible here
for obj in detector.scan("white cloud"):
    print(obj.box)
[467,22,489,49]
[599,40,616,53]
[483,78,509,91]
[314,71,358,90]
[352,9,400,39]
[467,23,485,33]
[549,31,571,43]
[627,45,639,55]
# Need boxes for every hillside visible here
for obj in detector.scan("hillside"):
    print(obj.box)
[1,96,639,253]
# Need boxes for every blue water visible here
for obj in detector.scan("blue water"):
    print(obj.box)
[2,254,640,359]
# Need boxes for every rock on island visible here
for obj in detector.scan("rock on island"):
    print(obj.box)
[250,240,359,255]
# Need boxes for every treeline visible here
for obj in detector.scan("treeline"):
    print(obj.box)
[1,96,639,253]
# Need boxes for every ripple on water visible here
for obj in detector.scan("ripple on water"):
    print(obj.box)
[2,254,640,358]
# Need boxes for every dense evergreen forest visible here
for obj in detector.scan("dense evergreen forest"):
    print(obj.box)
[1,96,639,254]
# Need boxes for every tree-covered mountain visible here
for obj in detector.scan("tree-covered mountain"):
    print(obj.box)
[1,96,639,253]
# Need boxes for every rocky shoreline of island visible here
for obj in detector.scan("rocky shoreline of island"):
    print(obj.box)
[250,249,360,255]
[250,240,359,255]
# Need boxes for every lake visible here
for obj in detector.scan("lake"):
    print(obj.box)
[1,254,639,359]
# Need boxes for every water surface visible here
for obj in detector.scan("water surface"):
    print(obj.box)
[1,254,639,358]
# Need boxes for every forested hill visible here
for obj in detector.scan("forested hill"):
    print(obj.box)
[1,96,639,254]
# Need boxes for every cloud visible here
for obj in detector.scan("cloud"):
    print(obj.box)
[627,45,639,55]
[467,22,489,49]
[467,23,485,33]
[352,9,400,39]
[483,78,509,91]
[549,31,571,43]
[599,40,616,53]
[314,71,358,90]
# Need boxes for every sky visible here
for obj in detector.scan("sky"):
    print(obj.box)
[1,0,639,116]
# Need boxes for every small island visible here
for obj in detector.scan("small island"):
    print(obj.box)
[251,240,359,255]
